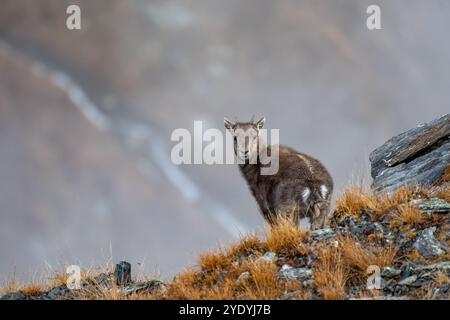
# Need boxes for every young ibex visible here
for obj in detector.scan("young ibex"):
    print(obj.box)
[224,116,333,229]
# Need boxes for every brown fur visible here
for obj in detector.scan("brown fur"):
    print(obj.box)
[225,117,334,229]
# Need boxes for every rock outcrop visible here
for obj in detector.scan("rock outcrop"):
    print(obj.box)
[370,114,450,193]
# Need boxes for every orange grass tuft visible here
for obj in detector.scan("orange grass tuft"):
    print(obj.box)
[390,205,425,230]
[335,186,377,218]
[265,216,309,256]
[314,246,348,300]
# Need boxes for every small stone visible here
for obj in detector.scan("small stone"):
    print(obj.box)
[312,228,336,240]
[400,264,413,278]
[352,296,408,300]
[398,275,417,286]
[0,292,28,300]
[235,271,250,285]
[92,273,113,289]
[121,280,165,296]
[411,198,450,213]
[381,267,402,278]
[257,252,277,263]
[412,261,450,272]
[280,290,305,300]
[278,264,313,281]
[414,227,446,259]
[43,285,71,300]
[303,279,314,287]
[114,261,132,286]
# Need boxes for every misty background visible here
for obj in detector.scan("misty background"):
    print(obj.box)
[0,0,449,281]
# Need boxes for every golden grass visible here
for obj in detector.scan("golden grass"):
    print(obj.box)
[0,277,20,296]
[265,216,309,255]
[434,271,450,287]
[314,246,348,300]
[389,205,425,230]
[313,235,397,299]
[440,165,450,184]
[339,236,397,282]
[335,184,435,222]
[226,233,265,260]
[240,261,287,300]
[0,274,50,298]
[335,186,377,218]
[18,283,45,297]
[199,251,230,272]
[435,185,450,202]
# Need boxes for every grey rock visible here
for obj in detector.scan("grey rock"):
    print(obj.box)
[352,296,408,300]
[257,252,277,263]
[412,261,450,272]
[400,264,413,278]
[398,275,418,286]
[381,267,402,278]
[312,228,336,240]
[372,222,385,234]
[121,280,165,296]
[280,290,305,300]
[384,231,396,241]
[414,227,447,259]
[418,272,435,279]
[294,254,315,267]
[42,285,71,300]
[303,279,314,287]
[235,271,250,285]
[411,198,450,213]
[370,114,450,193]
[91,273,113,289]
[115,261,132,286]
[348,219,363,234]
[278,264,313,281]
[0,292,28,300]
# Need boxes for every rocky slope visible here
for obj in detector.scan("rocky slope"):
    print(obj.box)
[1,184,449,300]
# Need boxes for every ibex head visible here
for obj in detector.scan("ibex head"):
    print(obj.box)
[224,116,265,163]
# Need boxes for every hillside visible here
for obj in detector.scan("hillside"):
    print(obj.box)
[1,184,449,300]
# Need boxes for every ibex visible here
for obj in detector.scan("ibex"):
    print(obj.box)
[224,117,333,229]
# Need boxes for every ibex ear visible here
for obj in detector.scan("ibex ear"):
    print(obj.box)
[224,117,234,130]
[255,117,265,130]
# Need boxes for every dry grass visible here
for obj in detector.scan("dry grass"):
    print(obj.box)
[265,216,310,256]
[335,186,377,218]
[226,233,265,260]
[18,283,45,297]
[314,246,348,300]
[335,184,434,222]
[440,165,450,184]
[339,236,397,283]
[199,251,230,272]
[434,271,450,287]
[239,261,287,300]
[313,236,397,299]
[0,273,50,297]
[435,185,450,202]
[0,277,20,296]
[389,205,425,230]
